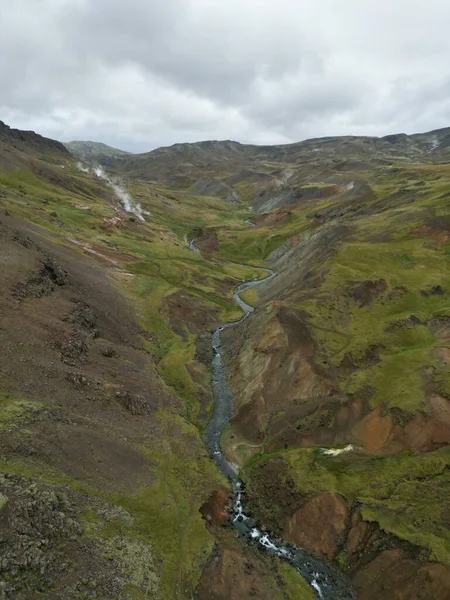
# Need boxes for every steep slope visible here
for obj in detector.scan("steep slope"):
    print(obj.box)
[0,123,313,599]
[0,120,69,159]
[215,155,450,599]
[2,120,450,600]
[65,140,132,165]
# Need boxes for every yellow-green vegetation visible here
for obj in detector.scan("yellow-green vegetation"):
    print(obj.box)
[0,157,252,599]
[271,447,450,565]
[114,413,227,597]
[276,560,316,599]
[218,210,310,264]
[0,493,8,510]
[294,165,450,412]
[0,393,42,430]
[0,411,226,598]
[240,285,260,307]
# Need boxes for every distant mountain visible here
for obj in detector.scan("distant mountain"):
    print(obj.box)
[64,140,132,165]
[110,127,450,207]
[0,120,69,158]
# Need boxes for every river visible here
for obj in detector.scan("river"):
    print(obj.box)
[202,267,354,600]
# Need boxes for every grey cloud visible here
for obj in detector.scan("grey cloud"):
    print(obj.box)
[1,0,450,151]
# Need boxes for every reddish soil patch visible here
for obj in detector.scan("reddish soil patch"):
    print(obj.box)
[197,544,285,600]
[197,231,219,254]
[352,549,450,600]
[200,488,230,526]
[255,209,292,228]
[411,219,450,244]
[285,493,348,560]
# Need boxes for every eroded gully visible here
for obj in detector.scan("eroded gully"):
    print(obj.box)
[201,264,355,600]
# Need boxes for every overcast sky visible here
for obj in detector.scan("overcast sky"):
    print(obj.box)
[1,0,450,152]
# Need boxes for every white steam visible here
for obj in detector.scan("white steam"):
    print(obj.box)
[76,162,89,173]
[93,166,145,221]
[429,136,440,151]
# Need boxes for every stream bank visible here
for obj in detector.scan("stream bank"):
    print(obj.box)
[202,268,354,600]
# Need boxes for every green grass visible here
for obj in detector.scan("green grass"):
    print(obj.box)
[248,447,450,565]
[299,232,450,411]
[276,560,316,599]
[0,410,227,599]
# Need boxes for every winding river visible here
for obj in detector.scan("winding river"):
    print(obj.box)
[202,266,355,600]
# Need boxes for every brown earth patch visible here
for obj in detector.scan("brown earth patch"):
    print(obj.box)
[200,488,230,526]
[0,212,176,481]
[352,549,450,600]
[255,209,292,228]
[197,544,286,600]
[350,407,394,452]
[353,279,388,307]
[426,393,450,424]
[384,285,408,302]
[166,289,221,340]
[349,404,450,454]
[428,315,450,340]
[411,217,450,244]
[285,493,348,560]
[222,305,333,452]
[432,346,450,364]
[197,231,219,254]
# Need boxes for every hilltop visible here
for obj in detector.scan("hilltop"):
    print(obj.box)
[64,140,132,166]
[102,127,450,207]
[0,120,69,158]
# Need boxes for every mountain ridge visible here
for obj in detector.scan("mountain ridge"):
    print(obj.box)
[0,120,69,158]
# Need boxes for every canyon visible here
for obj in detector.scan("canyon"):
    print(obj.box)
[0,120,449,598]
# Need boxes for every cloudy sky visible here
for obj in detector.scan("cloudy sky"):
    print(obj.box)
[1,0,450,152]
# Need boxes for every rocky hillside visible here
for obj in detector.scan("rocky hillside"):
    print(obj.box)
[64,141,132,166]
[216,143,450,598]
[0,123,314,599]
[106,127,450,210]
[0,120,69,159]
[1,120,450,600]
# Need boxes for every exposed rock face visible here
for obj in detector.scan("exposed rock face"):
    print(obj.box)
[13,256,69,300]
[189,177,240,203]
[200,487,230,526]
[251,184,338,213]
[0,473,158,600]
[352,550,450,600]
[0,120,69,157]
[285,493,348,560]
[197,545,287,600]
[222,303,333,457]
